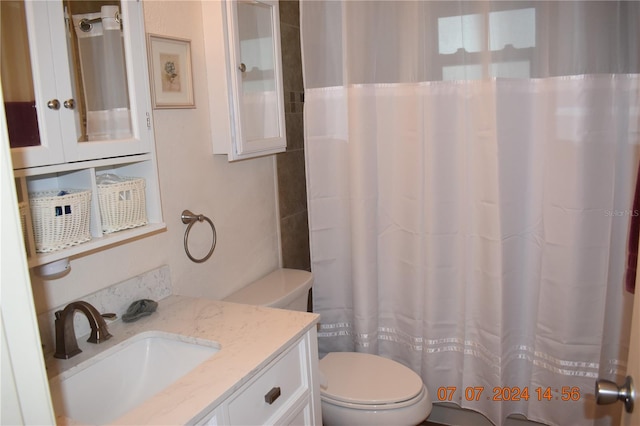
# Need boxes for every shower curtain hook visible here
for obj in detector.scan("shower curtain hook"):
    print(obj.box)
[79,19,93,32]
[78,11,122,33]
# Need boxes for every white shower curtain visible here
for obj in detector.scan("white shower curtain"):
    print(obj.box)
[301,2,640,425]
[72,5,131,141]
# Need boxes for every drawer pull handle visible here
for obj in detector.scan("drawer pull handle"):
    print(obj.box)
[264,386,281,405]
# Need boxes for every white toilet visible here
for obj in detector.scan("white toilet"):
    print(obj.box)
[224,268,432,426]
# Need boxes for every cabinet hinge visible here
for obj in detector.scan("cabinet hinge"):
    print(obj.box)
[146,112,151,130]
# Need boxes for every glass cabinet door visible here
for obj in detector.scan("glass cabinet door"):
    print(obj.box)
[65,0,133,144]
[1,0,66,167]
[61,0,152,162]
[237,1,279,142]
[1,1,40,148]
[226,0,286,160]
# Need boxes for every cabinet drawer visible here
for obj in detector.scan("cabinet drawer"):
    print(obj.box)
[228,339,307,425]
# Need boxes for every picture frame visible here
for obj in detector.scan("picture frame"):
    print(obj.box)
[147,34,195,109]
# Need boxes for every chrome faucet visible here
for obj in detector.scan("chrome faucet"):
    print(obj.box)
[53,301,113,359]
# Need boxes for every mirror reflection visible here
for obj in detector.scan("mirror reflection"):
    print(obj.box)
[237,1,280,142]
[65,0,132,142]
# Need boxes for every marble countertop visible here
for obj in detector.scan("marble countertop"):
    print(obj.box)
[45,295,320,425]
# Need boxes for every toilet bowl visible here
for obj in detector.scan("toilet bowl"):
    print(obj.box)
[319,351,432,425]
[224,268,432,425]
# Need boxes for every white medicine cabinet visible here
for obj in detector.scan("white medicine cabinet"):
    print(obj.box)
[2,0,165,269]
[202,0,287,161]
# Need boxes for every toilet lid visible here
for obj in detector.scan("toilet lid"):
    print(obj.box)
[319,352,424,405]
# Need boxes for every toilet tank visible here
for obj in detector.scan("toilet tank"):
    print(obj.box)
[223,268,313,312]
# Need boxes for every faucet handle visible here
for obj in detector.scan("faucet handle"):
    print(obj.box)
[87,311,113,344]
[87,327,112,344]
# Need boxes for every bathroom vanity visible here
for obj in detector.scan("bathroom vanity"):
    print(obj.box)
[45,296,322,425]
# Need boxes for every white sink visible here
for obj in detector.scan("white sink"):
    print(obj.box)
[49,331,220,425]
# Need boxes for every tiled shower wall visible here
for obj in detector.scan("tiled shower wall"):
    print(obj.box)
[277,1,310,272]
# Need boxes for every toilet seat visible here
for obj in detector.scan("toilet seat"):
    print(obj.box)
[322,386,428,411]
[319,352,424,407]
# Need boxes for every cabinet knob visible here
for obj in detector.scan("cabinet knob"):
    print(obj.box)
[264,386,281,405]
[47,99,60,110]
[63,99,75,110]
[238,63,247,73]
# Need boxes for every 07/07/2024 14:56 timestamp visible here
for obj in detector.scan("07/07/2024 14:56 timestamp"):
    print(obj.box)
[436,386,582,402]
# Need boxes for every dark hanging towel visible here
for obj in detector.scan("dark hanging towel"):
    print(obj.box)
[626,162,640,294]
[4,101,40,147]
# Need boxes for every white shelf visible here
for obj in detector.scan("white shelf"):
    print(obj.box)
[27,222,166,268]
[13,154,153,177]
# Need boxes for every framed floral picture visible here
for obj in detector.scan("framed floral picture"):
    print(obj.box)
[147,34,195,109]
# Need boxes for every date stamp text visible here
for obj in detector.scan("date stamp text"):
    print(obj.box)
[436,386,582,402]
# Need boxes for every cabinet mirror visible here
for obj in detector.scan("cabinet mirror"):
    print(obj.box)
[237,1,279,142]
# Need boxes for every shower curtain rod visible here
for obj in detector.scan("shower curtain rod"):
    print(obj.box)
[78,11,121,32]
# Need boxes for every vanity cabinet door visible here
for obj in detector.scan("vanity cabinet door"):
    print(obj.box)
[4,0,153,170]
[192,329,321,426]
[284,400,313,425]
[226,337,307,424]
[199,405,226,426]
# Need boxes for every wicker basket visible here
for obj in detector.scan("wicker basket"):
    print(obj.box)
[29,190,92,253]
[97,176,148,234]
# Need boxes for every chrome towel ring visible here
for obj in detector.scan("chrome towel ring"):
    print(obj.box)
[181,210,217,263]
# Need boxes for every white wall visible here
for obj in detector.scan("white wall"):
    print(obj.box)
[29,0,281,315]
